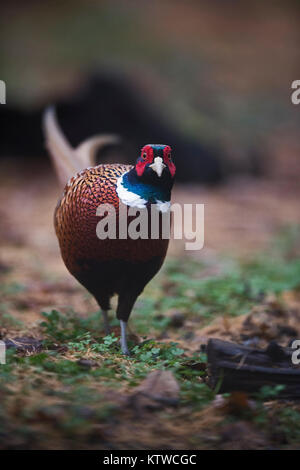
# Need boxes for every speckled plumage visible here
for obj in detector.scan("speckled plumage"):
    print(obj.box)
[55,163,131,272]
[55,163,169,318]
[44,108,175,353]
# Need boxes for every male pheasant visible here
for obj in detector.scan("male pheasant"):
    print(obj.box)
[43,108,176,354]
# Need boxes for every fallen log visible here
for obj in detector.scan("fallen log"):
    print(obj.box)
[207,339,300,398]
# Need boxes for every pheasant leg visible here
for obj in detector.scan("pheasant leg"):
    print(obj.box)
[120,320,130,355]
[102,310,111,335]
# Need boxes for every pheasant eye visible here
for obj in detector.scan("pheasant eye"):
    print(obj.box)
[142,152,147,160]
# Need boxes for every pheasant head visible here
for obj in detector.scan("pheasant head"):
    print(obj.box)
[117,144,176,212]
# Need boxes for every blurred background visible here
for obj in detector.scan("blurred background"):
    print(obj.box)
[1,0,300,450]
[1,0,300,247]
[1,0,300,257]
[1,0,300,179]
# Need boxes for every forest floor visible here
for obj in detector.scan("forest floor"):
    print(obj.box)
[1,159,300,449]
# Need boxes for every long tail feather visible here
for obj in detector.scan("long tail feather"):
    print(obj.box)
[74,134,120,170]
[43,107,120,187]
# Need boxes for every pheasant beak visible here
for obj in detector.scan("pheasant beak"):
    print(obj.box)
[149,157,166,177]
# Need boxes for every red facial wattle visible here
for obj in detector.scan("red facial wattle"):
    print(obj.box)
[135,145,154,177]
[163,145,176,178]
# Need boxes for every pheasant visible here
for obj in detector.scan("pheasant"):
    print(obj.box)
[43,108,176,354]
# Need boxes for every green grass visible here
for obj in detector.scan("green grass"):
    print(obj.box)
[133,225,300,331]
[1,226,300,448]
